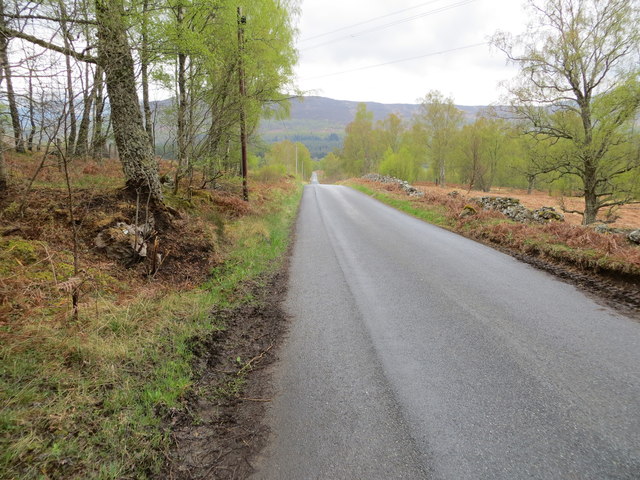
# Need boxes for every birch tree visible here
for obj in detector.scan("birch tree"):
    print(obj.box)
[417,90,463,187]
[494,0,640,224]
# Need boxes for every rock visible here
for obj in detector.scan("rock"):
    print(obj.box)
[532,206,564,223]
[593,223,626,235]
[629,230,640,245]
[362,174,424,198]
[459,205,477,218]
[448,190,459,198]
[473,196,532,222]
[95,218,155,264]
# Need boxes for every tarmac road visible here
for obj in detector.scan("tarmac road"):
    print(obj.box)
[250,184,640,480]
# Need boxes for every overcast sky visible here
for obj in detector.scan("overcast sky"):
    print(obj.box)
[293,0,529,105]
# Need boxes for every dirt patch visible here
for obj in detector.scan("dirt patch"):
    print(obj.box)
[160,262,290,479]
[0,186,229,324]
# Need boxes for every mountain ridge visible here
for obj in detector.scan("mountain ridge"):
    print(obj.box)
[261,95,486,134]
[259,95,487,158]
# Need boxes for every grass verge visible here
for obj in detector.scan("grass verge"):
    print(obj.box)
[1,183,302,480]
[349,183,452,228]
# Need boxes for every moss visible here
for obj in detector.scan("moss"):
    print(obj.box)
[0,238,39,264]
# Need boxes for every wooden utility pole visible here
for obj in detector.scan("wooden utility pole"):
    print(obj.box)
[237,7,248,201]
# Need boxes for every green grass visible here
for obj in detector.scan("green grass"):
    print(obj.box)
[0,184,302,480]
[349,183,452,228]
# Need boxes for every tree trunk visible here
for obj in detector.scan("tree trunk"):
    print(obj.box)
[74,67,99,157]
[173,53,187,194]
[579,96,598,225]
[59,1,77,152]
[27,64,36,151]
[141,0,154,149]
[0,126,8,194]
[583,163,598,225]
[438,158,446,188]
[527,175,535,195]
[173,4,188,194]
[0,1,24,153]
[95,0,163,204]
[91,66,105,159]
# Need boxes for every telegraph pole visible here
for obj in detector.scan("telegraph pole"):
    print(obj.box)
[295,143,298,176]
[237,7,248,201]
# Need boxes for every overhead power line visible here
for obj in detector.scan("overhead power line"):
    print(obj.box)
[301,0,480,51]
[299,0,446,43]
[301,41,489,80]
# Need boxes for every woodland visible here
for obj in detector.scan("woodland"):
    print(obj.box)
[0,0,301,478]
[0,0,299,203]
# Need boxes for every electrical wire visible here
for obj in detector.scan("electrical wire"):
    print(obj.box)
[300,41,489,80]
[299,0,447,43]
[300,0,480,51]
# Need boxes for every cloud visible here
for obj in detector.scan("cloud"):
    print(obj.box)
[295,0,527,104]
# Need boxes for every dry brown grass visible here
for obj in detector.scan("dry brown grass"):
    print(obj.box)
[414,182,640,228]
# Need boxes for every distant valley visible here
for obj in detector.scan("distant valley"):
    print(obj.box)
[259,96,486,158]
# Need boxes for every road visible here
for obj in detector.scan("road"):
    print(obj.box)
[250,184,640,479]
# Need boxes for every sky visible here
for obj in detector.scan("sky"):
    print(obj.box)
[293,0,529,106]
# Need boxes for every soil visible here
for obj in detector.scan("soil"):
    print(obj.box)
[0,186,221,288]
[159,261,291,480]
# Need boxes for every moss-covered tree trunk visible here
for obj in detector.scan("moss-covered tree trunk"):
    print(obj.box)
[95,0,163,204]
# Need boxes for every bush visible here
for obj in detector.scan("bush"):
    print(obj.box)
[253,164,286,182]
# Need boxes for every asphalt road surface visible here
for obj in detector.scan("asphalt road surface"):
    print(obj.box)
[250,184,640,480]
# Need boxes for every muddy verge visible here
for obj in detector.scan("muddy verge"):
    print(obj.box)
[160,264,290,480]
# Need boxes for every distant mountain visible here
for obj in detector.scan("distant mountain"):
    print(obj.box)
[149,95,489,159]
[259,96,487,158]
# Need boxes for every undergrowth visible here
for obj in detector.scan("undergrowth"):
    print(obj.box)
[348,179,640,278]
[0,181,302,479]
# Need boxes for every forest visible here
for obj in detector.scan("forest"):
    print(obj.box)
[0,0,299,202]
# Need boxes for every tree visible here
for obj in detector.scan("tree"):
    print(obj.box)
[320,151,345,182]
[5,0,164,204]
[342,103,381,175]
[95,0,164,204]
[265,139,312,178]
[378,113,403,153]
[457,120,485,191]
[416,90,463,187]
[0,0,24,153]
[379,146,421,182]
[494,0,640,224]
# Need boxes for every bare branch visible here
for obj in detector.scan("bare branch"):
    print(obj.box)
[2,28,98,63]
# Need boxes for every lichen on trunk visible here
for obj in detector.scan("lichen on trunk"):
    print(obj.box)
[95,0,163,205]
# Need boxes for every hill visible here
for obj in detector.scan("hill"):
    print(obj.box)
[259,96,486,158]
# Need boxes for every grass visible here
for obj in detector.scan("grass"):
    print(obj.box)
[349,182,452,228]
[0,182,302,480]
